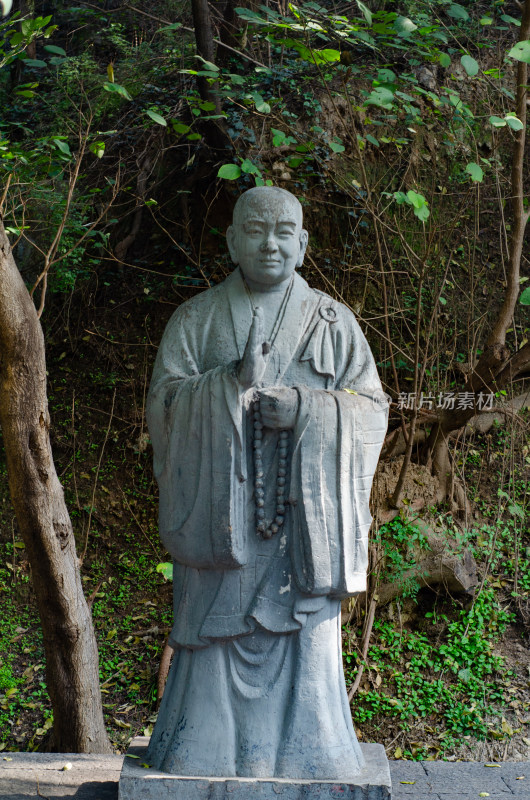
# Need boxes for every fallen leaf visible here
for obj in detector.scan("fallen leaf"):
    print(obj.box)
[400,780,416,784]
[485,763,501,768]
[3,757,12,761]
[478,794,489,798]
[394,746,402,759]
[62,762,73,771]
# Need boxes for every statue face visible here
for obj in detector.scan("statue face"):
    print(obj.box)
[227,190,308,288]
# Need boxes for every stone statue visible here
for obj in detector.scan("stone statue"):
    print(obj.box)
[145,187,388,781]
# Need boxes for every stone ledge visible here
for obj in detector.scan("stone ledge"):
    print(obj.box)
[118,737,392,799]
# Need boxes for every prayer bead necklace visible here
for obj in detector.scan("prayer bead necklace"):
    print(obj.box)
[253,399,289,539]
[242,272,294,540]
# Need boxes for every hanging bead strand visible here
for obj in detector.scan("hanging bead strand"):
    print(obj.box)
[253,398,288,539]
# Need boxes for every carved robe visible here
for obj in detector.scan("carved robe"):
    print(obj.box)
[146,268,388,779]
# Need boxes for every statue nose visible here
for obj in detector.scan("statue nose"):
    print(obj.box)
[260,236,278,252]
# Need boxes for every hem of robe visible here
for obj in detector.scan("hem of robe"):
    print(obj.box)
[148,601,365,780]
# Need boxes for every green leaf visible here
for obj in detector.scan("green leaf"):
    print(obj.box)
[23,59,47,68]
[414,204,430,222]
[508,502,525,518]
[329,141,345,153]
[378,68,396,82]
[501,14,521,26]
[465,162,483,182]
[439,296,447,305]
[489,115,507,127]
[480,17,493,25]
[458,667,471,683]
[172,122,191,134]
[406,190,425,208]
[314,48,340,63]
[195,56,219,71]
[217,163,242,180]
[234,6,268,24]
[356,0,372,25]
[146,109,167,126]
[507,40,530,63]
[227,73,246,85]
[251,92,270,113]
[520,286,530,305]
[158,22,182,32]
[447,4,469,21]
[405,190,429,221]
[394,16,417,35]
[364,86,394,109]
[0,0,13,15]
[240,158,261,175]
[461,54,479,76]
[439,52,451,67]
[156,562,173,581]
[89,141,105,159]
[43,44,66,56]
[505,114,524,131]
[365,134,380,147]
[272,128,286,146]
[53,138,71,157]
[103,81,132,100]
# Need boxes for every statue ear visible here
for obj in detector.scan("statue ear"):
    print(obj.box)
[296,229,308,268]
[226,225,239,265]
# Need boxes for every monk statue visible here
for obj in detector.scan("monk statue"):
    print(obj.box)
[145,186,388,780]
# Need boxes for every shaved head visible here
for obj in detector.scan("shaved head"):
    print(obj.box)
[227,187,308,290]
[232,187,303,228]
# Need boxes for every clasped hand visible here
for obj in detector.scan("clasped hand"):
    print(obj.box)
[237,307,298,429]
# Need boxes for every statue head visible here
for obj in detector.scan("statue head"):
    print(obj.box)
[227,187,308,290]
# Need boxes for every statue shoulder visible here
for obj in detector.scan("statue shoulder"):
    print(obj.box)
[310,288,361,329]
[163,280,228,331]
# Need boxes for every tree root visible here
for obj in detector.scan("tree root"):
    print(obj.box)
[358,521,478,607]
[156,639,175,708]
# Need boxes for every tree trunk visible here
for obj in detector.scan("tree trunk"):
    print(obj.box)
[190,0,230,150]
[0,220,111,753]
[191,0,221,112]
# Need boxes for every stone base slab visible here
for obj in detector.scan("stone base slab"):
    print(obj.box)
[118,737,391,799]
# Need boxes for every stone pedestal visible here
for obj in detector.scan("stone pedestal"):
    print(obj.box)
[118,737,392,800]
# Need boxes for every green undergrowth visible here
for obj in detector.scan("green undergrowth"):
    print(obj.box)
[344,589,514,759]
[0,494,172,751]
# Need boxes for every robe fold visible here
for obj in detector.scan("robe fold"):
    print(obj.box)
[146,268,388,779]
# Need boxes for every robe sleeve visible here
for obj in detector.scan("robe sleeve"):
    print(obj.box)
[290,306,388,597]
[146,302,248,570]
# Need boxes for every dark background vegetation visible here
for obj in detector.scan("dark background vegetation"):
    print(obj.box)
[0,0,529,762]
